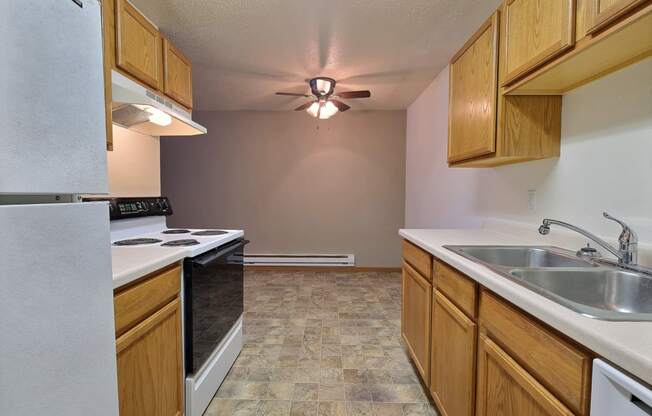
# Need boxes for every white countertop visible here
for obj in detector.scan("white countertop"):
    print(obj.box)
[111,245,187,289]
[111,230,244,289]
[399,227,652,386]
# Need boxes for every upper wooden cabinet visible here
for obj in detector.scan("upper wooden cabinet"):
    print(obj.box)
[102,1,114,151]
[502,0,576,85]
[401,261,432,384]
[447,0,650,166]
[448,10,562,167]
[504,1,652,94]
[115,0,163,90]
[448,13,499,163]
[163,38,193,109]
[587,0,649,33]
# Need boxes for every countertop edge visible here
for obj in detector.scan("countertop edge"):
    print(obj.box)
[399,228,652,386]
[112,251,186,289]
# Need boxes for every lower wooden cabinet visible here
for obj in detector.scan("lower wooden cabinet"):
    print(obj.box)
[430,291,477,416]
[401,241,593,416]
[114,265,183,416]
[476,334,574,416]
[401,261,432,384]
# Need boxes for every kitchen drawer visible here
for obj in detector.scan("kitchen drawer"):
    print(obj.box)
[434,259,477,320]
[479,290,592,415]
[402,240,432,281]
[114,264,181,336]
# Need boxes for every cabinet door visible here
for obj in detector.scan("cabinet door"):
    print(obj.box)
[587,0,648,33]
[401,262,432,384]
[163,38,193,109]
[502,0,576,84]
[476,334,574,416]
[448,12,499,163]
[101,0,114,151]
[116,298,183,416]
[430,291,476,416]
[115,0,163,90]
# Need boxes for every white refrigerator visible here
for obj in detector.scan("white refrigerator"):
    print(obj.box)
[0,1,119,415]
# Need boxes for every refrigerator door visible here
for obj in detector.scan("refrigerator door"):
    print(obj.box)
[0,202,118,416]
[0,0,108,195]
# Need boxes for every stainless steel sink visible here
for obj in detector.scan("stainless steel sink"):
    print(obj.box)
[444,245,652,321]
[511,269,652,321]
[447,245,596,268]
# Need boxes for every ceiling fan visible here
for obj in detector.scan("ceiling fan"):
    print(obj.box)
[275,77,371,119]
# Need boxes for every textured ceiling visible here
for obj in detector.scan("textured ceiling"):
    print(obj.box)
[130,0,501,111]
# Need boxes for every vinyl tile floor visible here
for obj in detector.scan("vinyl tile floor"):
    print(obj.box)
[204,270,438,416]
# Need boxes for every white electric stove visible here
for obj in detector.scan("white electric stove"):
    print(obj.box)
[93,196,246,416]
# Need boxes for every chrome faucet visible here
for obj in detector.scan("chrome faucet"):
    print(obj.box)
[538,212,638,265]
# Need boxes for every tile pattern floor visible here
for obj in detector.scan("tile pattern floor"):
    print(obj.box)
[204,270,438,416]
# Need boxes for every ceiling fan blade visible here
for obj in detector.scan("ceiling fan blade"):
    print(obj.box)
[335,90,371,99]
[294,101,314,111]
[330,99,351,112]
[276,92,311,97]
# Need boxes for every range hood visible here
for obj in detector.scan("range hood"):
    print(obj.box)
[111,70,207,136]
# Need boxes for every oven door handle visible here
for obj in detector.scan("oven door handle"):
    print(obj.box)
[190,239,250,267]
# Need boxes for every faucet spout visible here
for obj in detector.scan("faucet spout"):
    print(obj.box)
[538,215,638,265]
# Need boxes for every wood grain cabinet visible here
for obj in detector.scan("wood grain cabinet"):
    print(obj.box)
[587,0,649,33]
[502,0,576,85]
[101,0,114,151]
[478,291,592,415]
[115,0,163,90]
[163,38,193,109]
[448,10,562,167]
[401,261,432,384]
[430,291,477,416]
[476,334,574,416]
[401,243,594,416]
[448,12,499,163]
[114,265,183,416]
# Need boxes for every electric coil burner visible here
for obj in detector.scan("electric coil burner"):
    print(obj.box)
[161,239,200,247]
[113,238,162,246]
[192,230,229,236]
[162,229,191,234]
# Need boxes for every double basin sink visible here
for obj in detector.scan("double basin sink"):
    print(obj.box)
[444,245,652,321]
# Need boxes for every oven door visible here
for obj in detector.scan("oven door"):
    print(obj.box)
[184,238,248,375]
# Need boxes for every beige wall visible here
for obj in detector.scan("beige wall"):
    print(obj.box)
[161,110,406,267]
[107,125,161,197]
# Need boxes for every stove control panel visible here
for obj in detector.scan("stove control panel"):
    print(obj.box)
[83,196,173,220]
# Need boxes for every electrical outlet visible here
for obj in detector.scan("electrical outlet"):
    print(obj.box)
[528,190,537,211]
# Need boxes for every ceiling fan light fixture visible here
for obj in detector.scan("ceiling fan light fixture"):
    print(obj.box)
[280,77,369,118]
[318,100,338,119]
[306,101,320,117]
[315,78,334,96]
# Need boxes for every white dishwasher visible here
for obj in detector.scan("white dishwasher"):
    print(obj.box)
[591,359,652,416]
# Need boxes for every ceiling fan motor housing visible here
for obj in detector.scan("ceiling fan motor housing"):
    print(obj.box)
[310,77,336,97]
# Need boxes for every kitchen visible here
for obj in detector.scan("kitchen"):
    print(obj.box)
[1,1,651,416]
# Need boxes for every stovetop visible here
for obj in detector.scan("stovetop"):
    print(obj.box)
[107,197,245,288]
[113,229,229,247]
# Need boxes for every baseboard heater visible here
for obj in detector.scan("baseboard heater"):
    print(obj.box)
[244,254,355,267]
